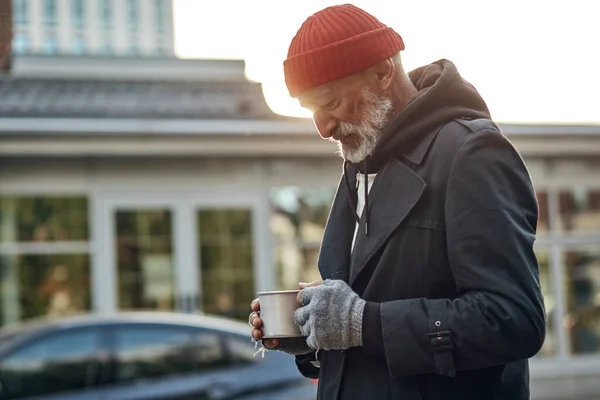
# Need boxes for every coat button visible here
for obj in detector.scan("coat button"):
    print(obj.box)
[435,321,441,327]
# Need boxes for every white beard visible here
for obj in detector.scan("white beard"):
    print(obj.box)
[334,88,393,164]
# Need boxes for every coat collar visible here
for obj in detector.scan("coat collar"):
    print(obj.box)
[317,157,426,286]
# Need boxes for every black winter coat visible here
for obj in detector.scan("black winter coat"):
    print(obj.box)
[294,117,546,399]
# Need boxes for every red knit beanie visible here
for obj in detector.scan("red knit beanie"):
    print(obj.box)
[283,4,405,98]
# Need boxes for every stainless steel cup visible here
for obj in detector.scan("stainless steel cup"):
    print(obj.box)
[257,289,303,339]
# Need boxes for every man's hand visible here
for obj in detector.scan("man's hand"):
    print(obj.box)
[248,281,321,355]
[294,279,366,350]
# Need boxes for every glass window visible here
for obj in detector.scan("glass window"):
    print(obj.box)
[535,249,556,356]
[42,35,59,54]
[535,190,549,234]
[43,0,57,27]
[198,209,254,320]
[71,36,86,54]
[156,37,166,55]
[13,0,29,25]
[0,328,101,398]
[114,325,228,383]
[558,187,600,233]
[126,42,138,56]
[126,0,139,33]
[71,0,85,30]
[563,247,600,354]
[0,254,91,325]
[12,34,30,54]
[100,0,112,30]
[115,210,175,310]
[100,36,112,54]
[154,0,166,33]
[0,197,88,243]
[269,187,335,290]
[224,333,258,366]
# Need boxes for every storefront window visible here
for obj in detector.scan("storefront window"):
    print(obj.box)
[536,190,550,234]
[198,209,254,320]
[536,249,556,356]
[0,196,91,327]
[0,254,91,325]
[558,187,600,233]
[269,187,336,291]
[0,197,88,243]
[115,210,175,311]
[563,247,600,354]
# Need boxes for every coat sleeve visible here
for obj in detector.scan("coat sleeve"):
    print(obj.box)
[380,127,546,377]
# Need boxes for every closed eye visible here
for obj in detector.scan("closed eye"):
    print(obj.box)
[323,99,337,109]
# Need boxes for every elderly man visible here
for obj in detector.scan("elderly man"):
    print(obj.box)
[249,4,546,399]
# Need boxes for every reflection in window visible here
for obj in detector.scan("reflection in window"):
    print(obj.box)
[43,0,57,27]
[536,190,549,234]
[127,42,138,56]
[564,248,600,354]
[13,0,29,25]
[198,209,254,320]
[71,36,86,54]
[0,329,101,398]
[12,33,30,54]
[225,333,258,365]
[114,325,227,383]
[101,37,112,54]
[558,187,600,232]
[154,0,166,33]
[42,35,59,54]
[115,210,175,311]
[156,37,166,55]
[536,249,556,356]
[126,0,139,33]
[0,254,91,325]
[0,197,88,243]
[71,0,85,29]
[269,187,335,291]
[100,0,112,29]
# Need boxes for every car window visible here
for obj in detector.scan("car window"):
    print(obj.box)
[224,334,258,366]
[0,328,102,399]
[113,324,229,384]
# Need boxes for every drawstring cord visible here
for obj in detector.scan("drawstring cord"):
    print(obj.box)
[343,159,370,237]
[364,158,369,236]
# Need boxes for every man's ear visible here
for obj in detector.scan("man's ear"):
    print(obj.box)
[375,58,395,91]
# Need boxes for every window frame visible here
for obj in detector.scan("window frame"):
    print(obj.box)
[532,185,600,362]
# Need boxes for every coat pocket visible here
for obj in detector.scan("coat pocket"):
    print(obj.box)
[402,215,446,232]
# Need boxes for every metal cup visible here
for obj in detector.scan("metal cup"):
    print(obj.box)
[257,290,303,339]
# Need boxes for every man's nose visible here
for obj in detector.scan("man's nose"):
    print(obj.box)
[313,112,337,139]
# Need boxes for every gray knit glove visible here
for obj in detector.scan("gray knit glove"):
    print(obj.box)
[293,279,365,350]
[267,337,313,356]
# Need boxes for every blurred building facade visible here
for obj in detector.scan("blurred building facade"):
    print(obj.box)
[1,1,600,399]
[11,0,174,57]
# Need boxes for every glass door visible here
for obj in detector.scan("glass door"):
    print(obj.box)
[196,208,254,320]
[95,194,194,314]
[189,188,272,322]
[113,208,175,311]
[94,190,273,319]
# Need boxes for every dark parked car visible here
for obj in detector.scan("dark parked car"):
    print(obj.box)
[0,311,317,400]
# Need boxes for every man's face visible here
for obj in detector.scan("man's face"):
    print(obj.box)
[333,88,392,163]
[298,77,393,164]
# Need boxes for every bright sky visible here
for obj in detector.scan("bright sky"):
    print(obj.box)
[173,0,600,124]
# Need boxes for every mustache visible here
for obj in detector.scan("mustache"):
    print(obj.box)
[331,122,360,142]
